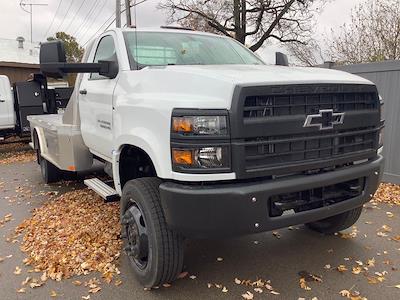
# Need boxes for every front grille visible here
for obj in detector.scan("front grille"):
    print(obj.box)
[243,85,378,118]
[245,127,378,169]
[230,84,381,179]
[269,178,365,217]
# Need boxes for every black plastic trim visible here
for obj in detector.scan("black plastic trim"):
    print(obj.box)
[159,155,383,238]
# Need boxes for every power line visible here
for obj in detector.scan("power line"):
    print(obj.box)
[63,0,89,33]
[82,0,149,46]
[82,11,115,46]
[43,0,64,40]
[54,0,77,33]
[72,0,100,37]
[77,0,109,41]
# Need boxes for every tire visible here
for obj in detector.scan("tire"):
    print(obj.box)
[120,177,184,287]
[305,206,363,234]
[40,158,61,184]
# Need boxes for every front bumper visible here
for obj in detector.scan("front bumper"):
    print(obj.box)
[159,155,383,238]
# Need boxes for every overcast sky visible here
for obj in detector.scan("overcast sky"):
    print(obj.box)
[1,0,363,61]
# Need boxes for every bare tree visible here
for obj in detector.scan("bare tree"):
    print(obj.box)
[286,38,325,66]
[159,0,325,52]
[328,0,400,64]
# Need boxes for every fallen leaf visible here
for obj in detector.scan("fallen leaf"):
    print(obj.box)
[272,231,281,239]
[14,266,22,275]
[367,258,375,267]
[82,296,90,300]
[254,287,263,293]
[17,288,26,293]
[88,287,101,294]
[299,278,311,291]
[337,265,348,272]
[50,290,57,297]
[386,212,394,218]
[189,275,197,280]
[242,291,254,299]
[222,286,228,293]
[270,291,280,295]
[217,257,223,262]
[114,279,122,286]
[73,280,82,286]
[235,278,242,285]
[339,290,351,297]
[177,271,188,279]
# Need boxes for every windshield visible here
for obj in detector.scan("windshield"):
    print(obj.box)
[123,31,264,69]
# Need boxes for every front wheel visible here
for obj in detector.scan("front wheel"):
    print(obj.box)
[305,206,363,234]
[121,178,184,287]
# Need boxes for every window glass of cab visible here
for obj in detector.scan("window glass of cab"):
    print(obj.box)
[123,32,264,69]
[91,35,118,79]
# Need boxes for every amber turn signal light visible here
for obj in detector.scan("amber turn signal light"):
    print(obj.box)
[172,149,193,165]
[172,117,193,133]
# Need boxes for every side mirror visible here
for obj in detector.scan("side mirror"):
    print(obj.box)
[99,60,119,79]
[276,52,289,66]
[39,41,118,79]
[40,41,67,78]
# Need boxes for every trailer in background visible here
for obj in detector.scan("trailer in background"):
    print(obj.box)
[0,74,73,141]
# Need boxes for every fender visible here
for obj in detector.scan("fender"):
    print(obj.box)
[32,126,59,166]
[113,133,165,195]
[32,126,47,154]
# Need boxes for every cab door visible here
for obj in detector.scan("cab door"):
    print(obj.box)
[79,34,119,159]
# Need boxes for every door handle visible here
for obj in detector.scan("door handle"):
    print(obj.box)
[0,99,5,103]
[79,89,87,95]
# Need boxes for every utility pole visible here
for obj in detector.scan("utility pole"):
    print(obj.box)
[125,0,132,27]
[116,0,121,28]
[20,1,48,43]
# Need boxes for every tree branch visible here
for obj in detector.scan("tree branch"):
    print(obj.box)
[249,0,297,51]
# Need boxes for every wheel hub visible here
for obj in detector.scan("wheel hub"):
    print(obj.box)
[122,203,149,269]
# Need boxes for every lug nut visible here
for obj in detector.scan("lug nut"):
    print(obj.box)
[369,194,373,197]
[255,223,259,228]
[374,171,379,175]
[252,197,257,203]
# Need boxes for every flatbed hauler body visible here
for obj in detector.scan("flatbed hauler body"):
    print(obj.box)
[29,28,384,288]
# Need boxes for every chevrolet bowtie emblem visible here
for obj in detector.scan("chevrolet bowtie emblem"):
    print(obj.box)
[303,109,345,130]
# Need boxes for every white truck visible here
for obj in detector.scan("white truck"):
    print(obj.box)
[29,27,384,287]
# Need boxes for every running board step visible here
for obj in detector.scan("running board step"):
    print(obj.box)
[84,178,119,202]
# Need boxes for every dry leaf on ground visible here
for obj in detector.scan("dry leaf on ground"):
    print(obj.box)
[15,189,122,281]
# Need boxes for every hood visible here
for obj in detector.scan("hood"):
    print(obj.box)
[158,64,373,86]
[119,64,374,111]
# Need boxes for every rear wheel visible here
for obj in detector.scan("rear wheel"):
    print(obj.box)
[40,158,61,184]
[305,206,363,234]
[121,178,184,288]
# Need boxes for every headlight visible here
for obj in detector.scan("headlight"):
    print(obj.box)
[172,147,230,169]
[172,116,228,135]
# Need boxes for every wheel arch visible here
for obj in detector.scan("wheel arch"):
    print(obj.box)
[32,127,47,158]
[113,143,158,194]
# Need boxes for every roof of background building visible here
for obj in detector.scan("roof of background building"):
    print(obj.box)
[0,37,39,65]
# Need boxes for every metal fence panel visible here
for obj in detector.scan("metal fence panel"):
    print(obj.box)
[334,61,400,184]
